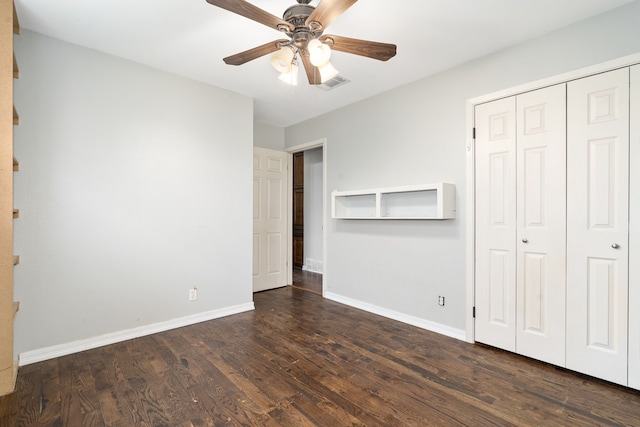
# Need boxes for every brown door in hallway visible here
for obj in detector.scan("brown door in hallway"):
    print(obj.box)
[292,152,304,269]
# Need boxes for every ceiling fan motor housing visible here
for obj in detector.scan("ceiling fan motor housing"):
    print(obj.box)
[283,3,322,48]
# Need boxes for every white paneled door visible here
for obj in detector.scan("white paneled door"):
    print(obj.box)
[630,64,640,390]
[253,147,288,292]
[475,97,517,352]
[515,84,567,366]
[475,85,567,365]
[567,68,630,386]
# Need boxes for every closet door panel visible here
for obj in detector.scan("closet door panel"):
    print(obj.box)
[475,97,517,352]
[567,68,629,386]
[629,64,640,390]
[515,84,567,366]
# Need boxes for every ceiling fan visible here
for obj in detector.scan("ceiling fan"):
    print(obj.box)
[205,0,397,85]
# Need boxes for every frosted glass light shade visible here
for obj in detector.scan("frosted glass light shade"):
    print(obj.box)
[278,62,298,86]
[319,61,338,83]
[308,39,331,67]
[271,47,294,73]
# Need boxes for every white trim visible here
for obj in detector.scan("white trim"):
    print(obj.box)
[286,138,326,153]
[325,292,467,341]
[629,64,640,389]
[464,101,476,343]
[465,52,640,345]
[19,302,255,366]
[286,138,327,296]
[286,151,294,285]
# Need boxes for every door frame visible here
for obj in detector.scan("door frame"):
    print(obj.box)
[464,52,640,343]
[285,138,327,294]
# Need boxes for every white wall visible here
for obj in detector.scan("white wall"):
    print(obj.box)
[303,147,323,273]
[254,121,285,150]
[284,2,640,335]
[13,31,254,358]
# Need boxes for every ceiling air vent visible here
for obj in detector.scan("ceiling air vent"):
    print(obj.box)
[317,75,350,91]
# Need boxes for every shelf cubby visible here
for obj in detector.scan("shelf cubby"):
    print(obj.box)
[332,192,377,219]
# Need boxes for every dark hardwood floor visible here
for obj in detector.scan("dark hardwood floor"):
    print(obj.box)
[1,287,639,426]
[291,268,322,295]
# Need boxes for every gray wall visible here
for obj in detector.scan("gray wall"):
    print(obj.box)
[13,31,254,356]
[254,121,285,150]
[285,1,640,332]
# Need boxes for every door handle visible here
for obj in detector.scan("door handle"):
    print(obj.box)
[522,238,528,243]
[611,243,620,249]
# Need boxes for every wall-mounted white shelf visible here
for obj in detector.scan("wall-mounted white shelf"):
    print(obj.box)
[332,183,456,220]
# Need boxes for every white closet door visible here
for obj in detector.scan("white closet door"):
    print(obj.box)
[567,68,629,386]
[629,64,640,390]
[515,84,567,366]
[475,97,517,352]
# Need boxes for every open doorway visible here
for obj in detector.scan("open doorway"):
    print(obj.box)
[287,139,326,296]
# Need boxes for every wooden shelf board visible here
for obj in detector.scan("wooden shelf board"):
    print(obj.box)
[12,209,19,218]
[13,53,18,78]
[13,2,20,35]
[13,255,19,266]
[12,106,19,125]
[13,301,19,315]
[13,157,19,171]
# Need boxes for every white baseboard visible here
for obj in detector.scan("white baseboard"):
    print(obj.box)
[19,302,255,366]
[324,292,466,341]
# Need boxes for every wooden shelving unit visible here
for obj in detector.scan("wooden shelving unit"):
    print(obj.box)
[1,0,19,396]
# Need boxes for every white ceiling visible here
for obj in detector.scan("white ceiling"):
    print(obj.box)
[14,0,634,127]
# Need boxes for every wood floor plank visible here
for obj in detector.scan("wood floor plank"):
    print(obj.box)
[2,286,640,426]
[12,363,41,426]
[34,359,62,426]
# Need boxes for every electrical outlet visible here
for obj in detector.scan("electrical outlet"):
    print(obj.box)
[438,296,445,306]
[189,287,198,301]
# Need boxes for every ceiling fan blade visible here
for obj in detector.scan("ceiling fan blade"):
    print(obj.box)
[299,51,322,85]
[305,0,358,30]
[206,0,294,32]
[223,39,289,65]
[320,35,397,61]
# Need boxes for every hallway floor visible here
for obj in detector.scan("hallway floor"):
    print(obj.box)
[291,268,322,295]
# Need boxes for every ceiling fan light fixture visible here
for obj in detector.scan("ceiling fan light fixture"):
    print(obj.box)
[308,38,331,67]
[318,61,339,83]
[206,0,397,85]
[270,46,295,74]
